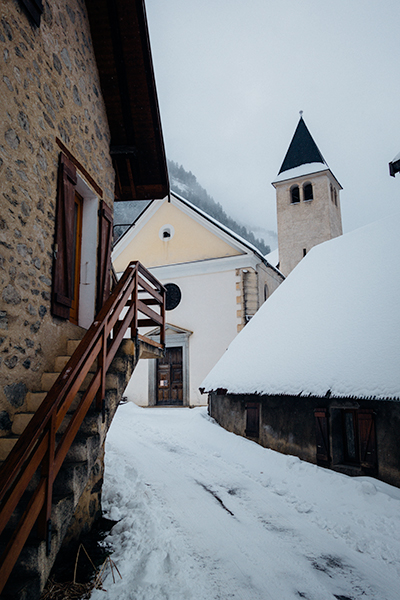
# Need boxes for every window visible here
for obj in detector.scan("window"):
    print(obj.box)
[342,409,376,468]
[303,182,313,201]
[290,185,300,203]
[52,153,108,325]
[165,283,181,310]
[303,248,307,257]
[19,0,43,27]
[159,224,175,240]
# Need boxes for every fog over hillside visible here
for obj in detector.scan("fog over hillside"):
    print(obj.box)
[114,161,276,254]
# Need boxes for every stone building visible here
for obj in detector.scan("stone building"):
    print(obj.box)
[272,116,343,276]
[0,0,168,596]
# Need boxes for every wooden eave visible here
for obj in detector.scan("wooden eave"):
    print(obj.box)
[86,0,169,200]
[389,158,400,177]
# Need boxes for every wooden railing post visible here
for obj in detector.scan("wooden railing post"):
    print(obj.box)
[96,326,107,422]
[161,286,166,347]
[37,411,56,555]
[131,264,138,341]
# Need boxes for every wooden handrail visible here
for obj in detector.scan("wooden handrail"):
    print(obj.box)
[0,261,165,594]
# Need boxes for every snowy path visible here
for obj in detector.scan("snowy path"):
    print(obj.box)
[91,404,400,600]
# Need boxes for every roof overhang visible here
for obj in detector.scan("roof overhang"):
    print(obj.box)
[86,0,169,200]
[389,155,400,177]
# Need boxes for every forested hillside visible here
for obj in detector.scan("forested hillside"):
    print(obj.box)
[168,161,270,255]
[114,161,270,255]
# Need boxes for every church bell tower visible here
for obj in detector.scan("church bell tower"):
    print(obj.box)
[272,115,343,276]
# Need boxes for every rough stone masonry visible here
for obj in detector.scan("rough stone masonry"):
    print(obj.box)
[0,0,115,433]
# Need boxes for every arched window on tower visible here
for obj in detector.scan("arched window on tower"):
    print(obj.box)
[290,185,300,203]
[303,182,313,201]
[330,184,334,203]
[334,188,338,206]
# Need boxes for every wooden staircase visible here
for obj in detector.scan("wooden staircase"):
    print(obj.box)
[0,337,86,464]
[0,262,165,599]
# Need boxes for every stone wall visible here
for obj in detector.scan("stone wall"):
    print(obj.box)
[235,263,283,333]
[275,170,342,276]
[0,0,115,433]
[209,392,400,489]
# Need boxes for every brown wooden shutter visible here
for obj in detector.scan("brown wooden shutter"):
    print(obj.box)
[358,410,377,469]
[315,408,330,465]
[96,201,113,313]
[245,402,260,438]
[51,153,77,319]
[18,0,43,27]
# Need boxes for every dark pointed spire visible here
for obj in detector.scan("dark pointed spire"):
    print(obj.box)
[278,116,326,175]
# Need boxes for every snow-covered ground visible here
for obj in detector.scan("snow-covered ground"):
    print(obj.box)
[92,404,400,600]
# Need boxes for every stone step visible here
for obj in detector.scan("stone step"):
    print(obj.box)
[41,371,93,393]
[26,392,47,412]
[66,339,82,356]
[12,413,35,436]
[0,436,18,461]
[54,355,97,373]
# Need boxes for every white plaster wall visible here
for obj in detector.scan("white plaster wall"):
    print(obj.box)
[126,268,239,406]
[125,359,149,406]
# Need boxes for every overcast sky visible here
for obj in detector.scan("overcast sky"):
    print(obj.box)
[145,0,400,245]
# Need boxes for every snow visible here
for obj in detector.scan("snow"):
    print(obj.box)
[202,213,400,400]
[272,162,330,183]
[91,404,400,600]
[265,247,279,269]
[391,152,400,163]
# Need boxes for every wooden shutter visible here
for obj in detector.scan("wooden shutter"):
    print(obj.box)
[51,154,77,319]
[245,402,260,438]
[358,410,377,469]
[96,201,113,313]
[18,0,43,27]
[315,408,330,465]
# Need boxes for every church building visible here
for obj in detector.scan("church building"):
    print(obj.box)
[272,115,343,276]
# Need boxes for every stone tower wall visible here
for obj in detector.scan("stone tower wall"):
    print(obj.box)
[275,169,342,276]
[0,0,114,432]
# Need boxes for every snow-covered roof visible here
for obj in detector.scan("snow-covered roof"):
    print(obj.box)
[391,151,400,163]
[202,213,400,400]
[272,162,331,184]
[265,248,279,269]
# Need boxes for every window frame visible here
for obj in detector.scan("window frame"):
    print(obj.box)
[290,184,300,204]
[303,182,313,202]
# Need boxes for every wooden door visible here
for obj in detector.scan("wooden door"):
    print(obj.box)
[69,192,83,325]
[156,347,183,405]
[245,402,260,437]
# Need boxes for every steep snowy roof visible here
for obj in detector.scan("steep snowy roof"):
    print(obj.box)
[202,213,400,400]
[272,163,333,184]
[278,117,326,175]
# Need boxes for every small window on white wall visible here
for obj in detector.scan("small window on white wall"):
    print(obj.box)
[159,224,175,241]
